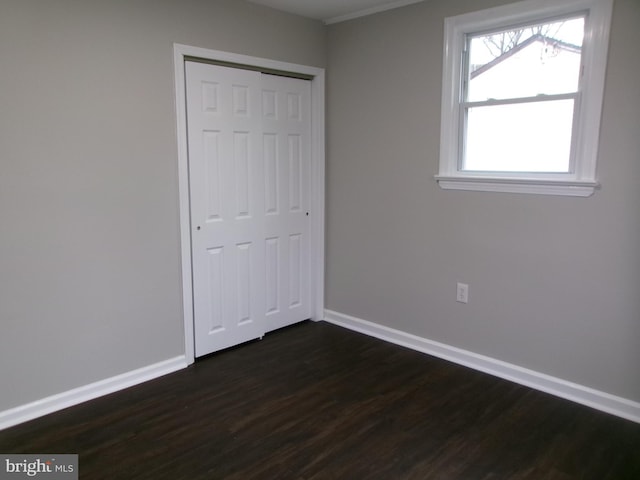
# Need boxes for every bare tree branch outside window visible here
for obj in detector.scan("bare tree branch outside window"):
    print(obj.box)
[482,22,566,59]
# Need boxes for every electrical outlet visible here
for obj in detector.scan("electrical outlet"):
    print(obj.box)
[456,283,469,303]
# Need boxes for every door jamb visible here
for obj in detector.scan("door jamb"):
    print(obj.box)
[173,44,326,365]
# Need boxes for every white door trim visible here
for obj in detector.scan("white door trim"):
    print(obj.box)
[173,44,325,364]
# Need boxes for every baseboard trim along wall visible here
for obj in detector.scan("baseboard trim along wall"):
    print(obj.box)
[324,309,640,424]
[0,356,188,431]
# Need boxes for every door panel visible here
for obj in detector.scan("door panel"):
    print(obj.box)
[187,62,264,356]
[261,74,312,333]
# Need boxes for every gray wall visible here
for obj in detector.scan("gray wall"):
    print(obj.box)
[0,0,325,411]
[326,0,640,402]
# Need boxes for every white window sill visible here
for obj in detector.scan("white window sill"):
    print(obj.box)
[434,175,599,197]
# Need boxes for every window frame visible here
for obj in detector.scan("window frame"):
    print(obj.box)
[436,0,613,197]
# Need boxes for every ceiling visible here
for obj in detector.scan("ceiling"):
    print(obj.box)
[247,0,425,24]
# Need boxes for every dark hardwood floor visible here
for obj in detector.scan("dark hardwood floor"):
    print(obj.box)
[1,321,639,479]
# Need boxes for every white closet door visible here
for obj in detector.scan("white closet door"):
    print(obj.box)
[187,62,265,356]
[186,62,311,357]
[261,74,312,332]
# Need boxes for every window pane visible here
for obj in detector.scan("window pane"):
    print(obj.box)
[464,99,575,172]
[467,17,584,101]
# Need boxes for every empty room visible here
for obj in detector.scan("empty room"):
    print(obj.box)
[1,0,639,478]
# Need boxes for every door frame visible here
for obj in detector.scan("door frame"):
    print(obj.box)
[173,44,325,364]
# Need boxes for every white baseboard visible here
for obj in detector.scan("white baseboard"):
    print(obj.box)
[0,356,188,431]
[324,309,640,424]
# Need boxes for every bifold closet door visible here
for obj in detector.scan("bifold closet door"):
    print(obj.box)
[186,62,311,357]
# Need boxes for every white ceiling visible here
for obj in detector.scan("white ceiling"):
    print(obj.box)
[247,0,425,24]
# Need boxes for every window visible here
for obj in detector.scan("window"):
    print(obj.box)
[436,0,613,196]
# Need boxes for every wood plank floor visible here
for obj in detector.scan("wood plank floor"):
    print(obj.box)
[1,321,639,479]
